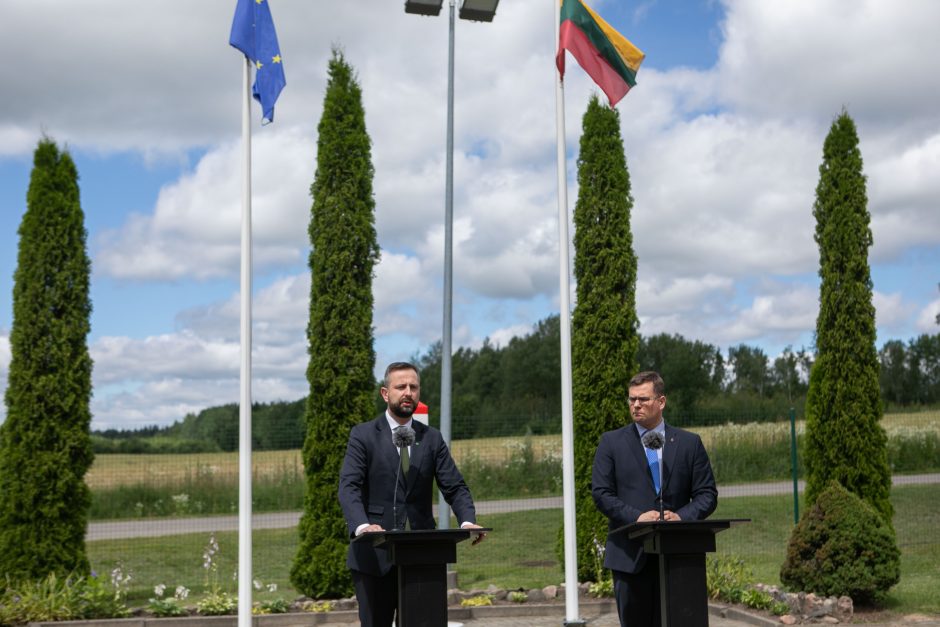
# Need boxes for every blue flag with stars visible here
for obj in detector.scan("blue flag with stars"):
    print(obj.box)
[230,0,286,124]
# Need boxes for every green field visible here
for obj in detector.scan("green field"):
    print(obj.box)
[85,411,940,520]
[87,483,940,616]
[87,411,939,488]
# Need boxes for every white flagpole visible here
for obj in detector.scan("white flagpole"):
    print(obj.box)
[237,56,253,627]
[555,2,582,624]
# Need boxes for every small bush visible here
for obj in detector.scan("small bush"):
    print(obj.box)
[195,592,236,616]
[508,590,528,603]
[706,554,789,616]
[460,594,493,607]
[706,554,751,603]
[147,584,189,617]
[0,571,130,626]
[780,482,900,604]
[587,535,614,598]
[304,600,334,613]
[252,598,290,615]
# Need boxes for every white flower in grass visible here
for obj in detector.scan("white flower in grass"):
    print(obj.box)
[154,584,166,598]
[267,583,278,593]
[253,579,262,590]
[175,586,190,600]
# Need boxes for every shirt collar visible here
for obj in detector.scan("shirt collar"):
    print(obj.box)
[386,411,413,432]
[635,420,665,439]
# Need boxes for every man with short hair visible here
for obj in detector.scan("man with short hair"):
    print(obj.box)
[338,361,485,627]
[592,370,718,626]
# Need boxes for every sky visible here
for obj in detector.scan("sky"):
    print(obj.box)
[1,0,939,430]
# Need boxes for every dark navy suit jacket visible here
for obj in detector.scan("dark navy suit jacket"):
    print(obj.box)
[591,422,717,573]
[338,414,476,576]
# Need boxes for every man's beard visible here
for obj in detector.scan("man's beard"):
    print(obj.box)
[390,398,416,419]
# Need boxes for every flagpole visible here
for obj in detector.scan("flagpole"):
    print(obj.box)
[237,55,253,627]
[555,1,582,624]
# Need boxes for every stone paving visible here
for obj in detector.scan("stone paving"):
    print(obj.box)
[317,605,940,627]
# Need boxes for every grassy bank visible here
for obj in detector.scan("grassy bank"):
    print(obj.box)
[87,484,939,615]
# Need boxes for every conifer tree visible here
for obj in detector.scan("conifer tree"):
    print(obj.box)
[0,139,94,580]
[804,111,893,523]
[564,95,640,580]
[290,49,379,597]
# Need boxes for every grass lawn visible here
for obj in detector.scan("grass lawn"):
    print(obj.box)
[89,484,939,616]
[714,483,940,615]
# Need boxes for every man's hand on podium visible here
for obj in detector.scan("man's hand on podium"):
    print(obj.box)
[357,524,385,535]
[637,510,682,522]
[462,522,487,545]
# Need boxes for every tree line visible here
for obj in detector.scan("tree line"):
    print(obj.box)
[91,318,940,452]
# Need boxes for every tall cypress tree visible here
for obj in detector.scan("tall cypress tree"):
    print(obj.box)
[804,111,893,523]
[564,95,640,580]
[0,139,94,580]
[290,49,379,598]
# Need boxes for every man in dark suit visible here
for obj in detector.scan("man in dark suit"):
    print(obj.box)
[339,361,485,627]
[592,371,717,627]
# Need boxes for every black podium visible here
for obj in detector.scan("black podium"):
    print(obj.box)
[355,528,490,627]
[614,519,748,627]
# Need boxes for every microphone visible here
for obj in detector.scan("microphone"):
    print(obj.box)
[641,430,665,521]
[392,426,416,530]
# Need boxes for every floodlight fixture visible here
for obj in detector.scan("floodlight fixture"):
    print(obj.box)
[404,0,444,16]
[459,0,499,22]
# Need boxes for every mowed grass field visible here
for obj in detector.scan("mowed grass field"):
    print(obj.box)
[86,411,939,490]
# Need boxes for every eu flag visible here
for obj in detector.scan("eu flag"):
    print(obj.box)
[230,0,286,124]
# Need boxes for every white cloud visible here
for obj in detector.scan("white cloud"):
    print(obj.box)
[916,299,940,333]
[487,323,538,349]
[94,131,314,280]
[4,0,940,428]
[716,0,940,126]
[873,291,914,333]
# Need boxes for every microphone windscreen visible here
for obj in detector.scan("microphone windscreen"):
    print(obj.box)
[393,425,416,447]
[641,430,664,450]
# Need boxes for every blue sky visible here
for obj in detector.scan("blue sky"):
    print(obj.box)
[2,0,939,429]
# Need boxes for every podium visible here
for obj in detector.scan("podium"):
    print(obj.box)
[614,519,748,627]
[354,528,490,627]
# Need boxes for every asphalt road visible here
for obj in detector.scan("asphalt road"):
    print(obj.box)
[87,473,940,541]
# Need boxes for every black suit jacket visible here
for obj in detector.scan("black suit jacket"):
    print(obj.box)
[338,414,477,576]
[591,422,717,573]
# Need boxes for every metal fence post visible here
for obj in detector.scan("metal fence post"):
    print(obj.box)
[789,406,799,524]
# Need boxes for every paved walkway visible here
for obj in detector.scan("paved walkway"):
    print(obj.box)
[316,610,940,627]
[305,605,770,627]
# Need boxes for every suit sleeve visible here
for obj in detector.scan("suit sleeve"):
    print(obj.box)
[433,438,476,524]
[338,426,370,537]
[673,434,718,522]
[592,432,644,527]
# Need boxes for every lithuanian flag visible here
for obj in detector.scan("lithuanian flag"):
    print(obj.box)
[556,0,645,106]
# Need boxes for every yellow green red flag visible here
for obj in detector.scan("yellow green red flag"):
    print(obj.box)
[556,0,645,106]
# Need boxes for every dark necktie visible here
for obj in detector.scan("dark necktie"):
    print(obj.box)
[396,427,410,474]
[395,426,410,529]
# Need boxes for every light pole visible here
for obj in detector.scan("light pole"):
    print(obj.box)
[404,0,499,530]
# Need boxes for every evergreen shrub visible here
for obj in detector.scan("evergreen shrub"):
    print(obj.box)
[780,482,900,604]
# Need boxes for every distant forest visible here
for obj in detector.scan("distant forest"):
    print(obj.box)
[93,315,940,452]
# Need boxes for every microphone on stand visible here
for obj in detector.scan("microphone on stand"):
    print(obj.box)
[641,430,665,521]
[392,425,416,530]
